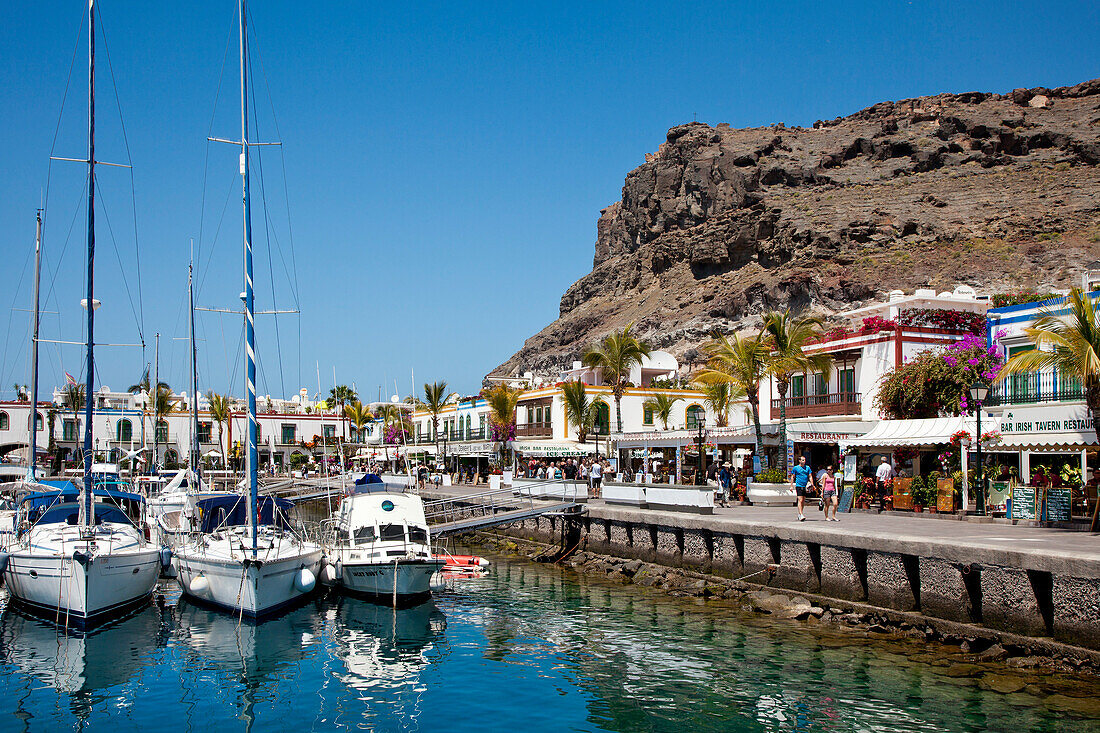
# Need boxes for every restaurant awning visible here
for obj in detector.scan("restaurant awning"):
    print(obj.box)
[786,421,874,443]
[614,424,777,449]
[840,415,1000,449]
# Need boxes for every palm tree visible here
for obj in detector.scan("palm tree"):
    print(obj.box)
[762,310,833,474]
[12,384,28,402]
[643,392,681,430]
[344,400,374,444]
[999,288,1100,528]
[581,323,651,434]
[128,366,151,447]
[681,348,701,381]
[697,332,769,463]
[328,385,358,440]
[562,380,595,442]
[206,391,232,468]
[414,381,456,445]
[486,384,522,464]
[698,380,742,428]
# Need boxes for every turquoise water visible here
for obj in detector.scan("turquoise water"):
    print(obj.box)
[1,557,1098,732]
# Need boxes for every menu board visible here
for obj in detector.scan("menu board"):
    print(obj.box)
[892,478,913,511]
[937,479,956,513]
[1011,485,1038,520]
[838,485,855,513]
[1044,487,1071,522]
[988,481,1011,511]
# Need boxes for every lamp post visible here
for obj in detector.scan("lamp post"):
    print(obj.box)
[969,381,989,516]
[694,421,709,486]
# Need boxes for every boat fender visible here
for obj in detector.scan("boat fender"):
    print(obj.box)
[294,567,316,594]
[0,552,8,573]
[319,562,338,585]
[189,574,210,597]
[72,550,91,567]
[159,547,173,570]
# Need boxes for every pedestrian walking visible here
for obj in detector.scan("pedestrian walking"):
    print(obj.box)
[821,464,840,521]
[789,455,815,521]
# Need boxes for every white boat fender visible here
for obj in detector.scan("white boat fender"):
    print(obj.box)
[319,562,338,585]
[0,552,8,573]
[189,574,210,597]
[294,567,317,594]
[159,547,173,570]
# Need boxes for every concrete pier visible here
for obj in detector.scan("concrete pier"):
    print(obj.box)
[488,500,1100,650]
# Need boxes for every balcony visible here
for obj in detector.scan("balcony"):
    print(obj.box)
[515,423,552,438]
[445,428,486,442]
[772,392,862,418]
[987,372,1083,407]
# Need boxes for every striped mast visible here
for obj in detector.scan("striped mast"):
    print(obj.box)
[239,0,259,555]
[26,210,43,483]
[81,0,97,527]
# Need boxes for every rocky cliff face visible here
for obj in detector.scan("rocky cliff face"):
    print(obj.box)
[492,80,1100,379]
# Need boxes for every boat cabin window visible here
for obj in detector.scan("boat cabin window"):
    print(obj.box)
[379,524,405,542]
[408,526,428,543]
[354,526,376,543]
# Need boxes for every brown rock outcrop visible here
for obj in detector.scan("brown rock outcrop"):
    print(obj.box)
[492,80,1100,380]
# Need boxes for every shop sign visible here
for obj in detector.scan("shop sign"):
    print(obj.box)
[1001,406,1093,435]
[792,432,856,442]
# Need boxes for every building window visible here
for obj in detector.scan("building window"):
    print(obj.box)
[63,419,78,441]
[837,368,855,395]
[155,420,169,443]
[117,419,133,442]
[526,406,534,424]
[643,405,654,426]
[685,404,704,429]
[0,412,8,430]
[27,412,43,431]
[1008,345,1034,401]
[322,424,336,439]
[479,414,486,437]
[281,424,296,444]
[790,375,806,399]
[197,421,212,443]
[813,373,827,396]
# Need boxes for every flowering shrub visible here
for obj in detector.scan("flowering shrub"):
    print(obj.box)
[820,316,897,343]
[874,334,1003,419]
[489,421,516,442]
[991,292,1061,308]
[898,308,986,335]
[383,424,408,445]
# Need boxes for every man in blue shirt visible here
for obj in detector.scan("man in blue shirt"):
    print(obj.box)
[789,455,816,521]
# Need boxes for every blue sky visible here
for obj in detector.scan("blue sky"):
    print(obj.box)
[1,1,1097,401]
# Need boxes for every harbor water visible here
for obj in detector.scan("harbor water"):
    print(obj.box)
[1,555,1099,732]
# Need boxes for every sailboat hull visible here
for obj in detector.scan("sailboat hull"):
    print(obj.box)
[4,541,161,630]
[174,539,324,618]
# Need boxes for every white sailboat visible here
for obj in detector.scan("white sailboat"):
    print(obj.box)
[1,0,162,628]
[172,0,323,618]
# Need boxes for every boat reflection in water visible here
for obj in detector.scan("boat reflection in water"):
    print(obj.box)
[329,597,447,729]
[0,600,167,695]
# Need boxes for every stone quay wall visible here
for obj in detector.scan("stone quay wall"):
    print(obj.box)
[491,505,1100,651]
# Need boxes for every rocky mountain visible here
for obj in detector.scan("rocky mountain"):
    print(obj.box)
[492,79,1100,380]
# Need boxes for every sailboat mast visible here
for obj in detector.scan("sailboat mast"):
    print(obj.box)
[153,331,159,472]
[189,243,200,483]
[81,0,97,527]
[27,210,42,483]
[239,0,259,555]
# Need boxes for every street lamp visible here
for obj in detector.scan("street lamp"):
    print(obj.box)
[694,421,709,486]
[969,381,990,516]
[591,423,600,461]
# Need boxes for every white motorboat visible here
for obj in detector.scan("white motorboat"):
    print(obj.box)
[2,483,164,629]
[323,475,445,606]
[171,0,325,619]
[147,468,238,544]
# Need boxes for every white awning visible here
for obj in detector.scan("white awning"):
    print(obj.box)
[841,415,1000,448]
[613,424,776,449]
